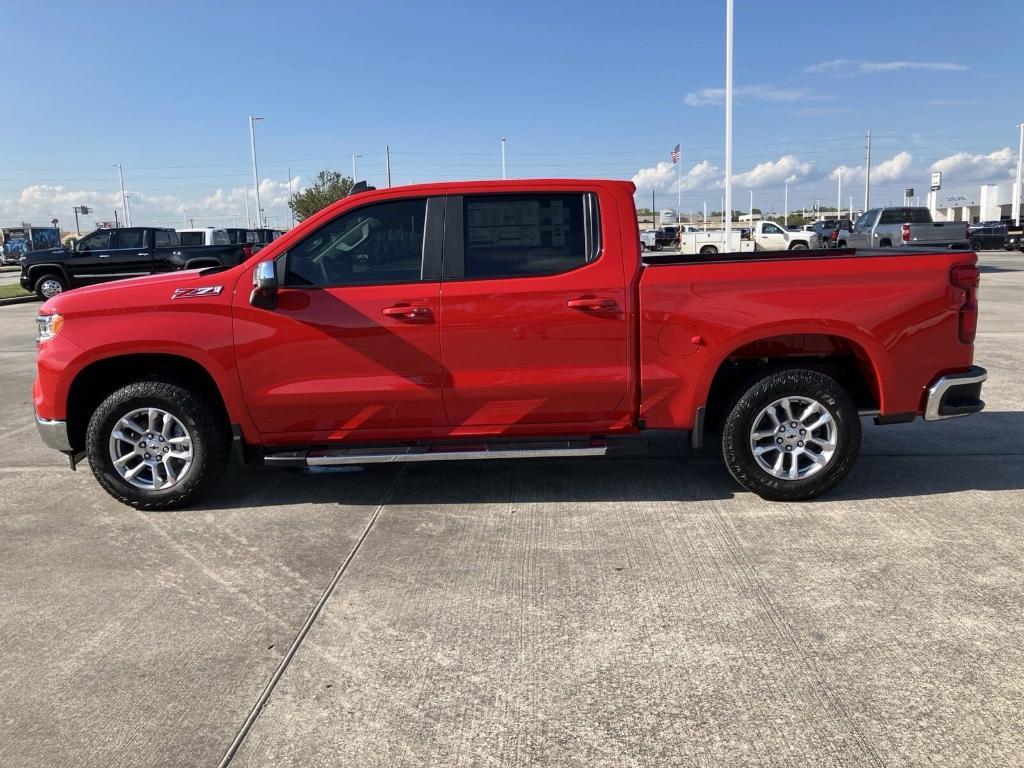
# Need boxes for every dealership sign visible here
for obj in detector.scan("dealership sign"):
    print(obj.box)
[944,193,969,204]
[930,171,942,191]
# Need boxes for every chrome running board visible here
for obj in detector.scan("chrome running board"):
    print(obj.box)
[264,439,608,467]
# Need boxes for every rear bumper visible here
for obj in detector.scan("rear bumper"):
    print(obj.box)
[923,366,987,421]
[35,415,72,451]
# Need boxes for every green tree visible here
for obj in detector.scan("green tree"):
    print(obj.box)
[288,170,354,222]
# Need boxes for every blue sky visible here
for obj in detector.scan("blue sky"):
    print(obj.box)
[1,0,1021,227]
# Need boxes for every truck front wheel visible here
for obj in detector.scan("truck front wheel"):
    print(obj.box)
[34,273,67,301]
[86,380,228,510]
[720,369,860,501]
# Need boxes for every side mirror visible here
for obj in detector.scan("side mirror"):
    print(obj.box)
[249,261,278,309]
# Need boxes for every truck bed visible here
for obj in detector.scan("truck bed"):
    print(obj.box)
[637,246,978,429]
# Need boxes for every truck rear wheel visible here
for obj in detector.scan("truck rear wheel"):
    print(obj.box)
[720,369,860,501]
[34,273,66,301]
[699,245,718,255]
[789,242,808,250]
[86,380,228,510]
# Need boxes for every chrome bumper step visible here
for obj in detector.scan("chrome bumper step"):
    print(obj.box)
[264,439,609,467]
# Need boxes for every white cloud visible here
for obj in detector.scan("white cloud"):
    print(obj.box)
[807,60,967,76]
[684,85,814,107]
[732,155,814,189]
[632,159,721,193]
[2,177,302,229]
[830,151,914,184]
[930,147,1016,182]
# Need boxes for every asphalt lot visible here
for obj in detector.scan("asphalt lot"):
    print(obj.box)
[1,252,1022,767]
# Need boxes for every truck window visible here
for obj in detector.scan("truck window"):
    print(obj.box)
[284,198,427,287]
[213,230,229,245]
[77,231,111,252]
[178,232,205,247]
[154,230,175,248]
[462,193,595,279]
[880,208,931,225]
[853,210,877,231]
[114,230,145,249]
[761,223,783,235]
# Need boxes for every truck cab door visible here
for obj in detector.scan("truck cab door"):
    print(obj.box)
[105,228,153,276]
[756,222,787,250]
[232,196,446,441]
[439,191,631,429]
[68,229,114,284]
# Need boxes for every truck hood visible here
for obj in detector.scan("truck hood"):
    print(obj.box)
[42,268,235,315]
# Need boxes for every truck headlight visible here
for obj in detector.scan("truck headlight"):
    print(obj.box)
[36,312,64,343]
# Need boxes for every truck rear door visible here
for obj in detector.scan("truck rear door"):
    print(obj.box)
[77,228,153,281]
[439,191,631,428]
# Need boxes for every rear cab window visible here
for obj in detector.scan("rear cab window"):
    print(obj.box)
[457,192,601,279]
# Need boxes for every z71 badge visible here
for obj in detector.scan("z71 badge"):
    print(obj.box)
[171,285,223,299]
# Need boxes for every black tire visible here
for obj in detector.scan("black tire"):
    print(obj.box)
[879,239,892,248]
[837,240,847,248]
[653,243,663,252]
[789,242,809,250]
[34,272,66,301]
[969,239,983,252]
[639,242,647,253]
[86,380,228,510]
[699,245,718,255]
[720,369,861,501]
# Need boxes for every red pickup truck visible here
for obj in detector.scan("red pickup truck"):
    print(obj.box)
[31,179,986,509]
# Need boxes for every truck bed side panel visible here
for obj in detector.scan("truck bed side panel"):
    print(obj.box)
[638,251,977,429]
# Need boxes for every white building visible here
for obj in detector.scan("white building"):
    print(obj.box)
[929,182,1023,224]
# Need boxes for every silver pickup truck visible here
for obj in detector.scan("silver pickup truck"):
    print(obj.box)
[837,207,969,250]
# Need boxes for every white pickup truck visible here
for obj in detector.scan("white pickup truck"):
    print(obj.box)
[176,227,232,247]
[679,221,815,255]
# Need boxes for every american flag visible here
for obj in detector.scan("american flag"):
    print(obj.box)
[670,144,681,164]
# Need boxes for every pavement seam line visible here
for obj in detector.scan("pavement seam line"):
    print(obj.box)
[216,464,408,768]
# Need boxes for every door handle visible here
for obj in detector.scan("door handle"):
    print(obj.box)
[382,305,433,320]
[567,297,617,312]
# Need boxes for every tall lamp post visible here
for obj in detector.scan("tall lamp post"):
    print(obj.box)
[249,115,264,228]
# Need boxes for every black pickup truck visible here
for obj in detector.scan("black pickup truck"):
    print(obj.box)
[19,226,252,300]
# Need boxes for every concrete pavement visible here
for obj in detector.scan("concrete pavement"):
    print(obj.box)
[0,253,1022,766]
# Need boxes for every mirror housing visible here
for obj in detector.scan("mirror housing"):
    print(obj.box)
[249,261,278,309]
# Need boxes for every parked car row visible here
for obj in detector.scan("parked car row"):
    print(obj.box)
[17,225,286,300]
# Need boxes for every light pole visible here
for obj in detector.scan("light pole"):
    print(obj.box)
[864,128,872,211]
[116,163,130,226]
[501,137,507,180]
[352,153,362,181]
[249,115,264,228]
[723,0,734,248]
[1014,122,1023,226]
[784,182,789,227]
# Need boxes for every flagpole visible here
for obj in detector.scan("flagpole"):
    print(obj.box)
[677,141,682,217]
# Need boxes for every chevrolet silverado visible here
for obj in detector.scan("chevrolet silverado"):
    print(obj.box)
[31,179,987,509]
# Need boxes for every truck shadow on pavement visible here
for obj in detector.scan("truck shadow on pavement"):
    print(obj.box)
[194,411,1024,510]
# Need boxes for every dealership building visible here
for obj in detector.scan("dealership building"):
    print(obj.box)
[928,181,1022,224]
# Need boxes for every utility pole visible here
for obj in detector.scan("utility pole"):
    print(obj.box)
[1014,122,1023,226]
[116,163,130,226]
[749,190,753,223]
[114,209,120,228]
[784,183,788,227]
[249,115,264,228]
[677,140,682,215]
[837,169,842,220]
[352,153,362,181]
[287,167,294,228]
[849,195,853,221]
[652,190,656,229]
[386,145,392,188]
[703,200,707,226]
[864,128,872,211]
[501,137,507,180]
[723,0,734,248]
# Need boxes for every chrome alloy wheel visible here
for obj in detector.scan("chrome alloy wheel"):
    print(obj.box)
[749,396,838,481]
[108,407,194,490]
[38,278,63,299]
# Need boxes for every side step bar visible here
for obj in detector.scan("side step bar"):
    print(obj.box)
[264,439,609,467]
